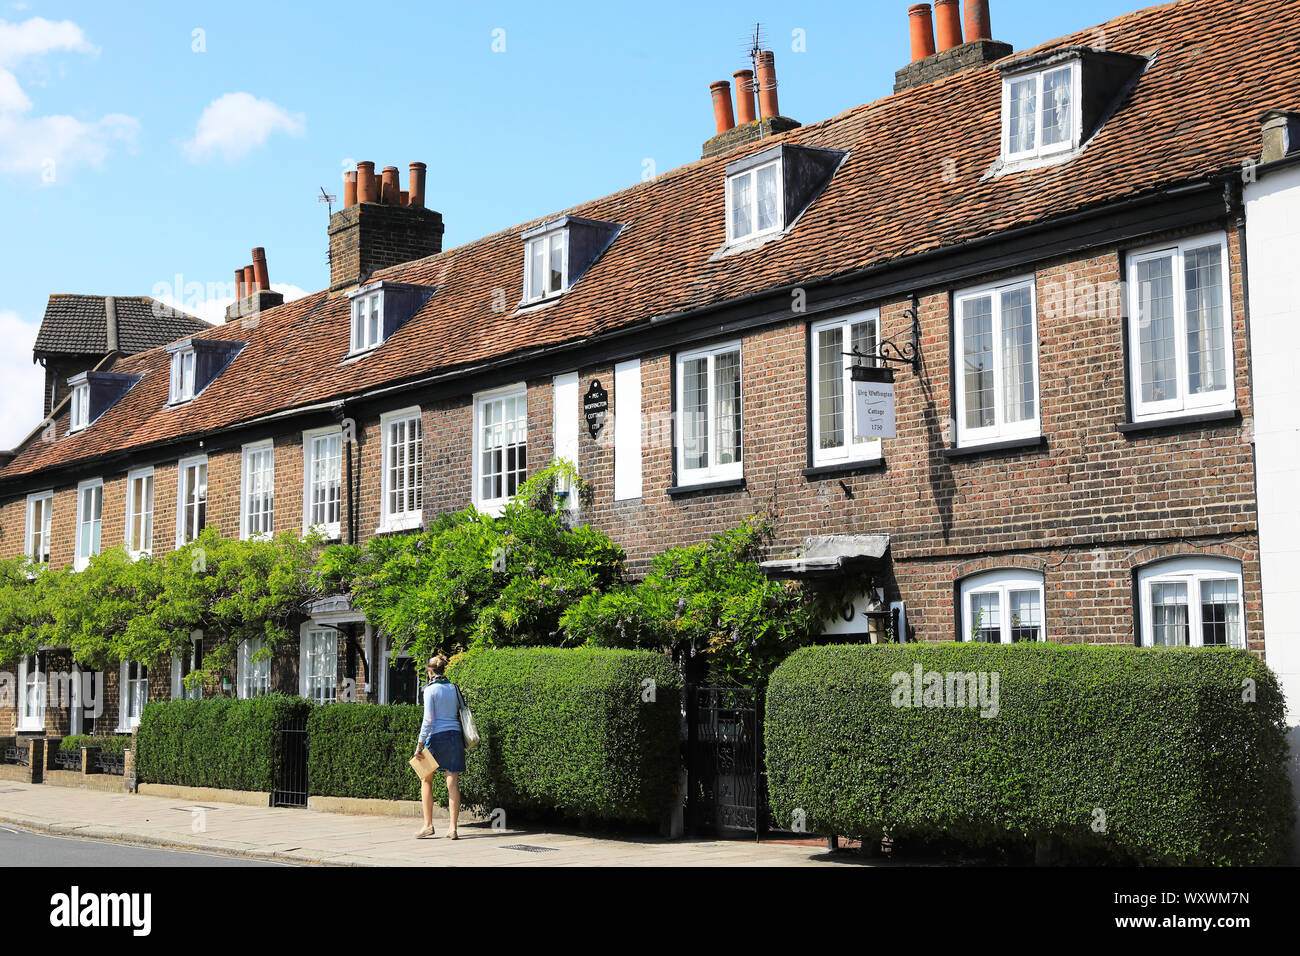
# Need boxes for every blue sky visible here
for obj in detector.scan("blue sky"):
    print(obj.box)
[0,0,1140,447]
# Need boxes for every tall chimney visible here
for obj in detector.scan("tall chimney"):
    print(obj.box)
[734,70,756,124]
[252,247,270,291]
[935,0,964,51]
[910,4,937,62]
[343,170,358,208]
[408,162,426,208]
[357,161,378,203]
[963,0,992,42]
[710,81,736,134]
[381,166,400,205]
[755,51,779,120]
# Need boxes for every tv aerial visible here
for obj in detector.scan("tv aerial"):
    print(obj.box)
[318,186,337,217]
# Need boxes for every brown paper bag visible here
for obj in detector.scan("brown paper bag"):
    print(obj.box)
[410,749,440,782]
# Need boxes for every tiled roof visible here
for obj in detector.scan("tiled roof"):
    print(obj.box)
[3,0,1296,482]
[32,295,210,357]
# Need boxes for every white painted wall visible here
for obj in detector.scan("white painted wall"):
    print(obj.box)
[553,373,580,511]
[614,359,642,500]
[1245,163,1300,862]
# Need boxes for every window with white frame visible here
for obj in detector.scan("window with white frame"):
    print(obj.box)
[303,428,343,538]
[727,159,783,244]
[70,383,91,431]
[380,408,423,531]
[17,655,44,731]
[1002,62,1081,162]
[171,631,203,700]
[238,638,271,698]
[524,230,567,304]
[25,491,52,565]
[177,456,207,545]
[1137,557,1244,648]
[811,312,882,466]
[300,625,338,704]
[955,277,1040,447]
[169,348,197,404]
[119,661,148,730]
[1127,234,1234,422]
[474,387,528,511]
[74,479,103,571]
[240,442,275,540]
[125,467,154,558]
[676,343,743,484]
[350,290,383,353]
[960,570,1046,643]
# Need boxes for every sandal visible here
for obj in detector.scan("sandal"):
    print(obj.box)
[415,824,435,839]
[447,829,458,841]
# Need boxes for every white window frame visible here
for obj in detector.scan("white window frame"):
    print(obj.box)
[69,383,91,432]
[299,623,338,704]
[960,569,1047,644]
[74,478,103,572]
[237,638,271,699]
[169,348,197,404]
[170,630,203,700]
[350,290,384,354]
[302,426,344,540]
[522,229,569,304]
[810,311,884,467]
[377,635,415,705]
[726,159,784,245]
[1127,234,1235,423]
[472,384,529,515]
[17,655,45,732]
[379,407,423,533]
[24,490,53,565]
[117,660,149,731]
[240,440,275,541]
[954,276,1042,447]
[1137,557,1245,649]
[675,341,744,485]
[125,466,155,559]
[176,455,208,547]
[1000,61,1082,163]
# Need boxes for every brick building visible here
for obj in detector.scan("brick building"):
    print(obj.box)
[0,0,1296,798]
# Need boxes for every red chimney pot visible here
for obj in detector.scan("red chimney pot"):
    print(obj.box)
[755,51,779,120]
[408,162,427,208]
[963,0,992,42]
[935,0,964,51]
[252,247,269,292]
[343,170,357,208]
[381,166,400,205]
[357,161,378,203]
[909,4,937,62]
[733,70,756,125]
[710,81,736,134]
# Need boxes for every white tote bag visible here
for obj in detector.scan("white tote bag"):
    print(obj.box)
[455,684,480,750]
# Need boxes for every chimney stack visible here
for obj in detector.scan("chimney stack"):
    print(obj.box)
[935,0,964,51]
[964,0,992,41]
[755,51,779,120]
[328,159,445,291]
[710,80,736,134]
[733,70,756,124]
[909,5,936,62]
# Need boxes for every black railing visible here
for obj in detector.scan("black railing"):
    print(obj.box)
[684,684,770,839]
[271,714,310,808]
[94,751,125,776]
[3,745,29,767]
[53,750,82,772]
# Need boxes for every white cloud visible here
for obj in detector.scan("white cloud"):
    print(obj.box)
[182,92,305,163]
[0,16,95,67]
[0,310,48,448]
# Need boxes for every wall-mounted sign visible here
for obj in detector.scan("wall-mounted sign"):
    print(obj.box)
[852,364,896,440]
[584,380,609,439]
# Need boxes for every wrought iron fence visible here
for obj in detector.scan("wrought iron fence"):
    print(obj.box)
[684,684,771,839]
[3,745,30,767]
[94,751,125,776]
[53,750,82,772]
[271,714,310,808]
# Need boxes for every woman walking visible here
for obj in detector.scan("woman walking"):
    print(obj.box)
[413,654,464,840]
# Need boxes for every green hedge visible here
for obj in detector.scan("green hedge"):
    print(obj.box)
[58,735,130,754]
[136,695,312,792]
[766,644,1294,865]
[309,648,683,824]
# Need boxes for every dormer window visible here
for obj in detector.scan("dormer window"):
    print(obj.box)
[170,348,197,403]
[351,290,383,353]
[69,384,91,431]
[727,159,783,243]
[346,281,433,357]
[518,216,621,309]
[525,230,567,303]
[1001,61,1080,161]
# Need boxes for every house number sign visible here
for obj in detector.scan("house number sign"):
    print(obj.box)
[584,380,609,439]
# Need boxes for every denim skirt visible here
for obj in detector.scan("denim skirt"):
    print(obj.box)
[423,729,466,773]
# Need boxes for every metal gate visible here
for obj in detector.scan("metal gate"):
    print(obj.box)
[685,685,768,838]
[271,713,310,808]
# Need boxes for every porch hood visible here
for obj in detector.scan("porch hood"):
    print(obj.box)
[759,534,890,580]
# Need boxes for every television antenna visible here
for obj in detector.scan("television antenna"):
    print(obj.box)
[318,186,337,217]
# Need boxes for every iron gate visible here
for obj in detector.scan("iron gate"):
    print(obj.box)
[271,714,310,808]
[685,685,769,838]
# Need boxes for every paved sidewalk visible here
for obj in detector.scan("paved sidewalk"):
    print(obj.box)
[0,783,844,867]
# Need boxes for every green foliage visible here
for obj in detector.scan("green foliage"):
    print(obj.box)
[314,461,625,662]
[560,517,833,684]
[308,703,438,803]
[57,734,130,755]
[135,695,312,791]
[766,643,1295,865]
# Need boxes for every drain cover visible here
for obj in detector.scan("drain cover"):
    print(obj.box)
[501,844,558,853]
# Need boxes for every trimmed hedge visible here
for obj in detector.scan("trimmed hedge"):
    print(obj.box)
[58,735,130,754]
[136,695,312,792]
[309,648,683,824]
[766,644,1294,865]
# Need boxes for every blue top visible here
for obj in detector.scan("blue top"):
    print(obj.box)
[418,678,461,741]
